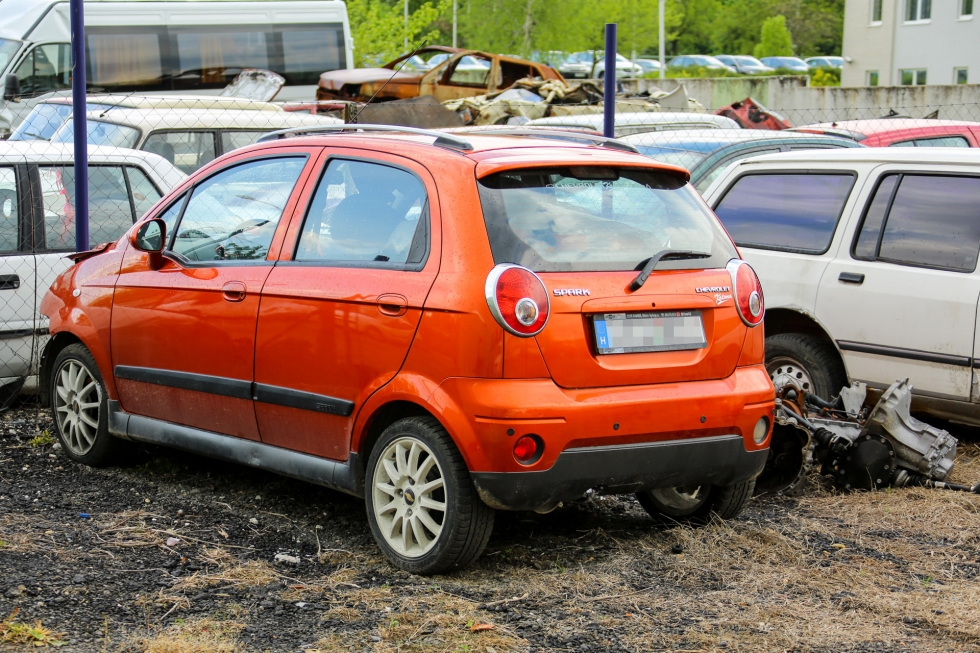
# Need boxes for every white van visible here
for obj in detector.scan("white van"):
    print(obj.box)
[0,0,353,134]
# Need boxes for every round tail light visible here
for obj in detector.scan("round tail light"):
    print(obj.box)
[485,264,550,337]
[513,434,543,465]
[726,259,765,327]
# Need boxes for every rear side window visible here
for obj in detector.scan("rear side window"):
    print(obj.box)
[713,173,855,254]
[477,167,737,272]
[39,165,134,250]
[853,174,980,272]
[890,136,970,147]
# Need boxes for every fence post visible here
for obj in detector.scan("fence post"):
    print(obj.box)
[603,23,617,139]
[70,0,88,252]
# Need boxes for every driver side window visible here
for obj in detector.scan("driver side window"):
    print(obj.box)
[169,156,305,263]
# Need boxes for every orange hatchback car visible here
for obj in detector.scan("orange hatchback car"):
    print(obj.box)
[40,126,774,573]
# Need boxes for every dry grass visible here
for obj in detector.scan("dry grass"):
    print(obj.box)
[131,618,245,653]
[0,609,63,647]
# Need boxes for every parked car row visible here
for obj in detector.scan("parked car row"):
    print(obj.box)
[555,52,841,79]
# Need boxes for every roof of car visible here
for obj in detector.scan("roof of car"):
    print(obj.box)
[801,118,980,136]
[622,129,857,147]
[527,112,739,130]
[80,107,341,132]
[39,94,285,112]
[0,141,187,185]
[731,146,980,167]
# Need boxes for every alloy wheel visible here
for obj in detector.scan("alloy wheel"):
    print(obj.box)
[372,437,447,558]
[54,359,101,456]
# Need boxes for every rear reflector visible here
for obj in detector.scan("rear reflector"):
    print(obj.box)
[485,264,550,337]
[513,434,543,465]
[726,259,765,327]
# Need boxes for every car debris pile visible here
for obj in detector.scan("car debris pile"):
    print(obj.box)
[757,374,975,496]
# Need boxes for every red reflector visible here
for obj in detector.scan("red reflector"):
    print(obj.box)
[485,264,550,337]
[513,435,541,464]
[727,259,764,327]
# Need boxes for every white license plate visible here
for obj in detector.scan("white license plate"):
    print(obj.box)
[592,311,707,354]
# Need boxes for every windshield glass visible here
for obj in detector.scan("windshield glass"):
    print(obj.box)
[633,145,717,171]
[478,167,736,272]
[51,119,140,149]
[9,103,73,140]
[0,39,21,73]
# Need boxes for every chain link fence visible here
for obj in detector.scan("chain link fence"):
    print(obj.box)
[1,74,978,411]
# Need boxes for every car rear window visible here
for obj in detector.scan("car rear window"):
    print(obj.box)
[713,172,855,253]
[477,167,737,272]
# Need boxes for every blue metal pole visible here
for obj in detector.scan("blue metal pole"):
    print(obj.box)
[70,0,88,252]
[603,23,617,139]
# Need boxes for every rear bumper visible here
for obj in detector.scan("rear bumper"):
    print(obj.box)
[471,434,767,511]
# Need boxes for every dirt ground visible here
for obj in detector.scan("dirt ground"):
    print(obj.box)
[2,405,980,653]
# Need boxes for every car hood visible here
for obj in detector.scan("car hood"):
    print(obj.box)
[318,68,421,90]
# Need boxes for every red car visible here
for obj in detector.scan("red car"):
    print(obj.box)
[796,118,980,147]
[40,126,773,573]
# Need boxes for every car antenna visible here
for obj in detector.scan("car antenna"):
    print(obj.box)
[354,40,429,123]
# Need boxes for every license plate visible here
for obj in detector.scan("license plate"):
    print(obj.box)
[592,311,707,354]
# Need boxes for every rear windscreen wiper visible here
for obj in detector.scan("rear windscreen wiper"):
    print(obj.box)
[629,250,711,292]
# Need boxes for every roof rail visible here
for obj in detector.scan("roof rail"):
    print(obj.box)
[453,128,642,154]
[256,123,473,152]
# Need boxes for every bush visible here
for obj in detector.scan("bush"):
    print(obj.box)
[753,15,794,59]
[811,67,841,86]
[654,67,742,79]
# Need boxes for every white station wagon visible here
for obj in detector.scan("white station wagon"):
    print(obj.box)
[0,142,186,401]
[704,148,980,426]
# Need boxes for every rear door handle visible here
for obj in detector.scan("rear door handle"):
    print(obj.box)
[0,274,19,290]
[838,272,865,285]
[377,293,408,317]
[221,281,247,302]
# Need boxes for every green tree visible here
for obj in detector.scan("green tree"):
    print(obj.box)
[347,0,451,66]
[752,14,794,58]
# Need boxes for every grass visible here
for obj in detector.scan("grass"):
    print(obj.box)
[0,609,63,647]
[132,618,245,653]
[28,430,54,447]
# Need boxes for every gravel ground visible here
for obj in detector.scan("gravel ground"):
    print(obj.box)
[2,404,980,652]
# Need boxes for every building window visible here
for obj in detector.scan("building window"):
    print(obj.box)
[871,0,883,23]
[905,0,931,21]
[900,68,927,85]
[962,0,974,18]
[867,71,880,86]
[955,67,969,84]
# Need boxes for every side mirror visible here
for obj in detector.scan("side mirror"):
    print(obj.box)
[3,74,21,101]
[131,218,166,270]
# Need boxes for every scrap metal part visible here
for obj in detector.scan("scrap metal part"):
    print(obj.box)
[757,377,967,496]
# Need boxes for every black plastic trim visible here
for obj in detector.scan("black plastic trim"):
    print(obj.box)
[253,383,354,417]
[837,340,972,367]
[0,328,33,340]
[115,365,253,399]
[107,400,361,497]
[471,434,767,512]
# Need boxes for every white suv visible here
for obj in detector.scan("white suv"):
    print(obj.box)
[704,148,980,426]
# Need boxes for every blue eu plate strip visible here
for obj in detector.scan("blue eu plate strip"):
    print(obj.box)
[594,319,609,349]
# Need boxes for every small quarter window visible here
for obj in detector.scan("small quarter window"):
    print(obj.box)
[295,159,429,268]
[171,157,305,263]
[713,173,855,254]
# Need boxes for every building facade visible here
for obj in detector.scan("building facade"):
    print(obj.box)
[842,0,978,86]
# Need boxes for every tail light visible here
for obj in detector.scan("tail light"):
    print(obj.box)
[485,264,550,337]
[513,434,543,465]
[727,259,764,327]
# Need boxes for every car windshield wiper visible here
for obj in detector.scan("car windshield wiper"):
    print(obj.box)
[629,250,712,292]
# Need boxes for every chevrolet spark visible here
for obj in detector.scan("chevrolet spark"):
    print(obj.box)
[40,127,774,574]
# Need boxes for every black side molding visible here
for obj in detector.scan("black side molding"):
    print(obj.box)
[838,340,972,368]
[107,400,362,497]
[114,365,353,416]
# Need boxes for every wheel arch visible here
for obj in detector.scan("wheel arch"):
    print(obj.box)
[38,332,83,406]
[764,307,849,379]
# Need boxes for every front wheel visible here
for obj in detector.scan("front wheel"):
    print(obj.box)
[636,480,755,524]
[365,417,494,574]
[50,343,119,467]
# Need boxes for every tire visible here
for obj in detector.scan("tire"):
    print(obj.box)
[49,343,119,467]
[636,479,755,525]
[365,416,494,574]
[765,333,848,401]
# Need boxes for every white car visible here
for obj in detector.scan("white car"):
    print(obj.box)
[527,112,739,137]
[0,142,186,399]
[703,148,980,425]
[559,51,644,79]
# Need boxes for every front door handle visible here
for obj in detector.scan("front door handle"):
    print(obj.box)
[838,272,865,285]
[221,281,247,302]
[377,293,408,317]
[0,274,20,290]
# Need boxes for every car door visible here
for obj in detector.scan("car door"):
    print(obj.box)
[111,149,315,440]
[426,54,495,102]
[0,162,36,384]
[816,169,980,400]
[253,150,440,460]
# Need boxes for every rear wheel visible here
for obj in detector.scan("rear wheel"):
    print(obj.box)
[765,333,848,401]
[365,417,494,574]
[50,344,118,467]
[636,480,755,524]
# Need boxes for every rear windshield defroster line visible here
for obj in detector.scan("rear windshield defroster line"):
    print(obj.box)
[476,167,737,273]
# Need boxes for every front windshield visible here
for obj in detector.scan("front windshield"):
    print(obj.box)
[9,103,72,140]
[51,119,140,149]
[478,167,736,272]
[0,39,21,74]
